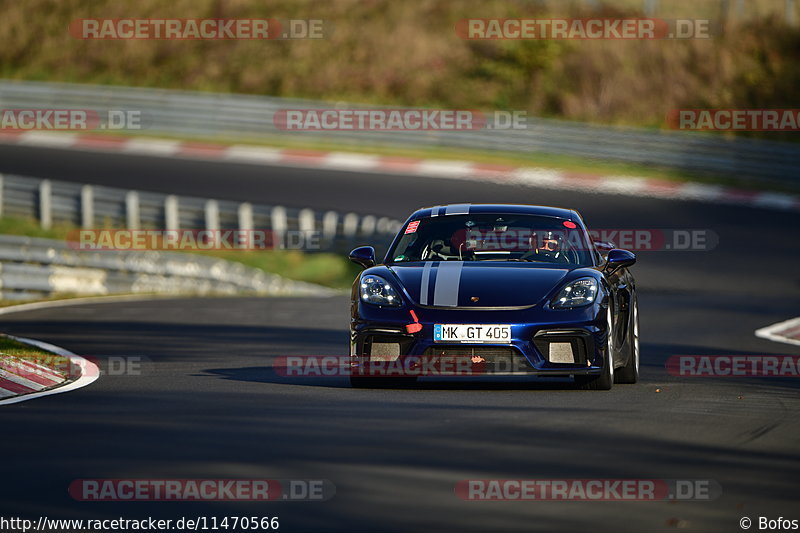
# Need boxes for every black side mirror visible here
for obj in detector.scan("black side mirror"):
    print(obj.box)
[349,246,376,269]
[605,249,636,272]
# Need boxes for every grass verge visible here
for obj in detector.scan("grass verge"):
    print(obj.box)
[0,334,73,381]
[191,248,359,289]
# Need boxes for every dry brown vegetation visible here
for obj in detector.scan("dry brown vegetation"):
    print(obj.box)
[0,0,797,129]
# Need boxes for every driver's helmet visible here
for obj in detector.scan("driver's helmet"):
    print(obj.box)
[531,230,563,253]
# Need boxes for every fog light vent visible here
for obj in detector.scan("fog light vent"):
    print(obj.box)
[548,342,575,364]
[370,342,401,362]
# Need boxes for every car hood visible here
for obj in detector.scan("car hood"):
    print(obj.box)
[388,262,571,308]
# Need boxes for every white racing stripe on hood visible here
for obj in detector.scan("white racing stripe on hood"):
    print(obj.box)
[433,261,464,307]
[419,261,434,305]
[445,204,471,215]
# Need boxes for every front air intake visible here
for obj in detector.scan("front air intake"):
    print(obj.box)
[533,330,591,365]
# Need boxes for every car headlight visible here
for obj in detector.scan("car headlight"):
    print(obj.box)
[551,277,598,309]
[360,275,402,307]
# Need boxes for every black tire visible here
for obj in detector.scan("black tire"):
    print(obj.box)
[576,307,614,390]
[615,297,640,384]
[575,361,613,390]
[350,376,417,388]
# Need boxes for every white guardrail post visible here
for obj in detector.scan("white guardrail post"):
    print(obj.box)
[270,206,287,250]
[205,200,220,231]
[81,185,94,228]
[343,213,359,239]
[38,180,52,230]
[125,191,140,230]
[238,202,254,248]
[322,211,338,242]
[238,202,253,230]
[298,208,315,233]
[360,215,376,238]
[164,195,179,229]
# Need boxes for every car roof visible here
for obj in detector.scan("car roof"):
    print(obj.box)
[410,204,580,221]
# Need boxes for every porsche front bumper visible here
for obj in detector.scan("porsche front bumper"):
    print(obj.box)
[350,302,610,378]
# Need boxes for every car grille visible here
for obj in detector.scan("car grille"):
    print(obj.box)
[422,346,535,374]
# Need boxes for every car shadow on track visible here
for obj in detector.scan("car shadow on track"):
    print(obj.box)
[201,365,584,390]
[202,340,800,392]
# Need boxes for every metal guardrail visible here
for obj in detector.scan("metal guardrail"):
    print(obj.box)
[0,173,401,253]
[1,80,799,188]
[0,173,400,300]
[0,234,336,301]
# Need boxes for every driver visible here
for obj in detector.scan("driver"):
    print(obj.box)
[522,230,569,262]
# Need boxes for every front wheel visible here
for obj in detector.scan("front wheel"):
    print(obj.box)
[576,306,614,390]
[615,297,640,384]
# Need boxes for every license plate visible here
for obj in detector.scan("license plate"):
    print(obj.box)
[434,324,512,343]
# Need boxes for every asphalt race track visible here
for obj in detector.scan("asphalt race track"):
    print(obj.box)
[1,145,799,532]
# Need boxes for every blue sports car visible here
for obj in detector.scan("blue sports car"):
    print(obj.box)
[348,204,639,390]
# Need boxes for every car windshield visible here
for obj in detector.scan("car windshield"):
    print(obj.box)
[389,214,594,266]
